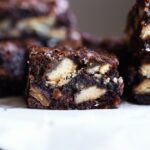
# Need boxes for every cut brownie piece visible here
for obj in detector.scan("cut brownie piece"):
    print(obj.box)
[27,46,124,109]
[126,51,150,104]
[125,0,150,104]
[126,0,150,53]
[0,0,76,46]
[48,34,129,76]
[0,39,39,97]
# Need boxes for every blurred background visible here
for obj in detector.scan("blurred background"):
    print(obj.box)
[70,0,135,37]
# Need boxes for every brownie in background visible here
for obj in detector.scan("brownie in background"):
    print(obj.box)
[0,39,39,97]
[0,0,77,47]
[125,0,150,104]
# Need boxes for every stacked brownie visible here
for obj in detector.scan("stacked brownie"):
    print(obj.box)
[26,46,124,109]
[0,0,76,46]
[125,0,150,104]
[0,0,77,97]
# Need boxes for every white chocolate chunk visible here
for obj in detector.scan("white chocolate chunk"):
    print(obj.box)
[134,79,150,94]
[48,28,67,40]
[118,77,124,84]
[113,77,123,84]
[104,78,110,85]
[46,58,76,87]
[146,48,150,52]
[87,64,111,75]
[0,16,67,40]
[87,66,99,74]
[113,77,118,84]
[99,64,111,74]
[140,64,150,78]
[17,16,56,35]
[75,86,106,104]
[140,25,150,39]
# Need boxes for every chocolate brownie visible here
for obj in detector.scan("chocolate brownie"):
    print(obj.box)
[0,39,39,97]
[0,0,77,46]
[125,51,150,104]
[127,71,150,105]
[26,46,124,109]
[126,0,150,53]
[124,0,150,104]
[45,30,82,48]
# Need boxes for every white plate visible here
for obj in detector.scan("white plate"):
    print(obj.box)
[0,98,150,150]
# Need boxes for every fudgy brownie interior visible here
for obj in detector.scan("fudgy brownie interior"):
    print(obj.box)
[27,46,124,109]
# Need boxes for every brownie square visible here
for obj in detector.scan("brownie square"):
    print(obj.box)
[126,52,150,104]
[26,46,124,109]
[0,0,76,46]
[0,39,39,97]
[124,0,150,104]
[125,0,150,53]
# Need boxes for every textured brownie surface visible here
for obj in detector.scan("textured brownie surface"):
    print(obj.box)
[0,0,76,43]
[126,52,150,104]
[43,30,82,48]
[27,46,124,109]
[127,77,150,105]
[124,0,150,104]
[126,0,150,53]
[0,41,26,78]
[0,0,70,19]
[0,39,39,97]
[81,34,129,76]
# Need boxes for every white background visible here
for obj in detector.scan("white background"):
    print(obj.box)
[0,98,150,150]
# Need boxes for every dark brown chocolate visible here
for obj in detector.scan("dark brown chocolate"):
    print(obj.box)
[125,51,150,104]
[0,39,39,97]
[125,0,150,53]
[123,0,150,104]
[26,46,124,109]
[0,0,77,45]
